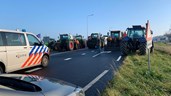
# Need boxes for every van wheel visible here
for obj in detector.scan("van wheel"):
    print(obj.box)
[41,55,49,67]
[0,66,4,74]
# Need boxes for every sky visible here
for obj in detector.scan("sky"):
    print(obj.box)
[0,0,171,39]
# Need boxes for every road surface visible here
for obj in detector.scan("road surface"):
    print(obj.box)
[14,48,123,96]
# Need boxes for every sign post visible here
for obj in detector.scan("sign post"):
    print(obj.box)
[148,48,151,72]
[146,20,152,73]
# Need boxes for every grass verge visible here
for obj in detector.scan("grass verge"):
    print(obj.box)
[102,43,171,96]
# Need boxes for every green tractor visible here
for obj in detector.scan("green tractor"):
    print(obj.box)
[87,33,104,49]
[75,35,86,48]
[120,20,154,55]
[54,34,79,51]
[104,30,123,51]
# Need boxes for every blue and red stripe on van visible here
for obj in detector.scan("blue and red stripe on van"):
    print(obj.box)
[21,46,49,68]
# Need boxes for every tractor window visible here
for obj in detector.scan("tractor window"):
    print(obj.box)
[111,33,119,38]
[91,34,98,38]
[76,36,82,39]
[60,35,69,39]
[127,30,145,38]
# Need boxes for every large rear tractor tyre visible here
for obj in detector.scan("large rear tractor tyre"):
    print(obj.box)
[139,42,147,55]
[54,44,58,51]
[120,41,129,55]
[54,43,61,51]
[41,55,49,67]
[67,41,74,51]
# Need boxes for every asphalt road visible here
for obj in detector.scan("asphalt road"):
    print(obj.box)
[14,48,123,96]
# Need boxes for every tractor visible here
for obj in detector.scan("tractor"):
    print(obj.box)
[75,35,86,48]
[87,33,104,49]
[54,34,79,51]
[104,30,123,51]
[120,20,154,55]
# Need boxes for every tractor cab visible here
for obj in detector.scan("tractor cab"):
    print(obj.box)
[127,26,146,39]
[60,34,73,40]
[87,33,104,49]
[107,31,122,42]
[111,31,121,39]
[91,33,101,39]
[75,35,83,40]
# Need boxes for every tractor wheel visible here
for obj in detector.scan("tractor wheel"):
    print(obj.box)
[120,41,129,55]
[139,42,147,55]
[67,41,74,51]
[54,43,61,51]
[54,44,58,51]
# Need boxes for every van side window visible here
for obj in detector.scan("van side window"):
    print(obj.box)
[27,34,40,46]
[0,33,3,46]
[5,33,26,46]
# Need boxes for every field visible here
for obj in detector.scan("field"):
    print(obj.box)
[102,43,171,96]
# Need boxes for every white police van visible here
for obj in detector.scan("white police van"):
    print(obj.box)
[0,29,50,73]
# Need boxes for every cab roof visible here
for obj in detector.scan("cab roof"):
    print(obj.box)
[127,25,145,30]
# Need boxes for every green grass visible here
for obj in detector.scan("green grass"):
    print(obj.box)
[154,43,171,55]
[102,44,171,96]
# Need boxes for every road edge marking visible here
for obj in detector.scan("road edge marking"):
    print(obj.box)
[83,70,109,92]
[25,67,42,73]
[116,56,122,61]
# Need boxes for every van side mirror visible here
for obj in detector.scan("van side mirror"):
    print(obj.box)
[40,41,44,45]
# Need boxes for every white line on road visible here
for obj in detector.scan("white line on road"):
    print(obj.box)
[25,68,42,73]
[101,51,111,53]
[50,48,87,56]
[116,56,122,61]
[83,70,109,91]
[91,50,95,52]
[81,53,86,55]
[92,52,103,57]
[64,58,72,61]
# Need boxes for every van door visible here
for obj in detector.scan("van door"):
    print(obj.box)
[0,32,7,73]
[5,32,28,72]
[26,34,45,66]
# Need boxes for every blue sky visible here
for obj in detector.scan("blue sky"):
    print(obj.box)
[0,0,171,39]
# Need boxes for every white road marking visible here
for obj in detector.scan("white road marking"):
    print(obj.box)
[83,70,109,91]
[91,50,95,52]
[101,51,111,53]
[92,51,111,58]
[92,52,103,57]
[81,53,86,55]
[25,68,42,73]
[64,58,72,61]
[50,48,87,56]
[116,56,122,61]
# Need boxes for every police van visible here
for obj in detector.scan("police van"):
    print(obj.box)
[0,29,50,73]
